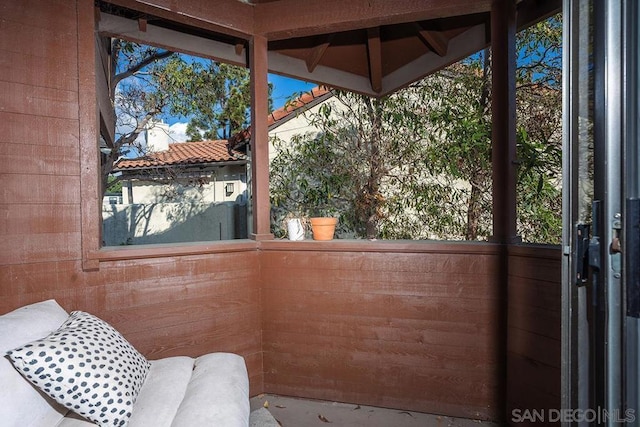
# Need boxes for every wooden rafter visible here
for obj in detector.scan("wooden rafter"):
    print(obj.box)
[305,35,332,72]
[414,23,448,57]
[137,17,147,32]
[235,42,244,56]
[366,27,382,93]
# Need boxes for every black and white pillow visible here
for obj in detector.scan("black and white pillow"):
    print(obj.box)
[6,311,150,427]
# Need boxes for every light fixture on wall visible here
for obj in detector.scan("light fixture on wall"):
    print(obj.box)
[225,182,234,196]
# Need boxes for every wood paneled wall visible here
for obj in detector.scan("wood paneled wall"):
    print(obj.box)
[506,245,562,425]
[1,0,562,420]
[259,241,504,421]
[0,0,263,395]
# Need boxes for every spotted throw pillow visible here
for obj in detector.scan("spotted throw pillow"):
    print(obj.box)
[6,311,150,427]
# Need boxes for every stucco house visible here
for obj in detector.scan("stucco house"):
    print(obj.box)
[113,126,248,206]
[103,124,249,245]
[228,85,335,159]
[103,89,332,245]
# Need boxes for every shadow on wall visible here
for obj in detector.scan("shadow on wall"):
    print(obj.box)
[102,202,248,245]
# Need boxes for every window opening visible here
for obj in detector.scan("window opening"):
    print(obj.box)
[268,14,562,243]
[96,5,257,246]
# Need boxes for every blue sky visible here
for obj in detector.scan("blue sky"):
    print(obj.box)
[269,74,318,109]
[162,73,316,141]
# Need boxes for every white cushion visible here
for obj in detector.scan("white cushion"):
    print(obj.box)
[127,357,195,427]
[0,300,70,427]
[56,355,250,427]
[170,353,250,427]
[7,311,150,427]
[2,301,250,427]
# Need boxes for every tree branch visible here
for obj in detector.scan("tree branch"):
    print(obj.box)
[113,50,174,87]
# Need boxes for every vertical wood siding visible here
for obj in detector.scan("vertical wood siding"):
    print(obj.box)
[507,245,562,426]
[260,244,504,421]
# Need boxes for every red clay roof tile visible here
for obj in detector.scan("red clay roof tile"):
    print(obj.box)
[114,140,244,170]
[227,85,333,149]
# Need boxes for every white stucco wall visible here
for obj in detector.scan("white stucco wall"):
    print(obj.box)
[120,165,247,205]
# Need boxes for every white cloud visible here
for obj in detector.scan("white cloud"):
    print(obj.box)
[168,122,189,142]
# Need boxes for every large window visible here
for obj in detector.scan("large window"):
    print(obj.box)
[94,5,254,247]
[269,14,563,243]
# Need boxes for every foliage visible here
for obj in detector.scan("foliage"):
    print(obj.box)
[160,60,256,140]
[514,13,563,243]
[105,176,122,194]
[269,14,563,243]
[270,87,437,239]
[417,59,493,240]
[270,131,354,236]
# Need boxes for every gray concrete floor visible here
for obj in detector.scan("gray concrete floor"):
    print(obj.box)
[250,394,501,427]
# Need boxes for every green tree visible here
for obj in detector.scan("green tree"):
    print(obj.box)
[101,40,255,196]
[514,14,563,243]
[270,86,438,239]
[161,60,255,140]
[270,14,563,243]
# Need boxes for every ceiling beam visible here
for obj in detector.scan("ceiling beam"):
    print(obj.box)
[366,27,383,93]
[102,0,254,38]
[305,35,332,73]
[414,24,448,57]
[255,0,492,40]
[516,0,561,30]
[98,12,247,67]
[383,23,486,96]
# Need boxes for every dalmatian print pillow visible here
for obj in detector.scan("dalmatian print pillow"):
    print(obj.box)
[6,311,150,427]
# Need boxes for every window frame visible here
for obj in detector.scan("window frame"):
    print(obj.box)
[78,2,261,270]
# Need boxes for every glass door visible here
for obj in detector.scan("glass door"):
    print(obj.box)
[563,0,640,424]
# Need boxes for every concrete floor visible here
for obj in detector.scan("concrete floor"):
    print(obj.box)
[250,394,501,427]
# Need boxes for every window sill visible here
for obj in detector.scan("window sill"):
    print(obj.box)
[258,239,503,254]
[90,239,258,263]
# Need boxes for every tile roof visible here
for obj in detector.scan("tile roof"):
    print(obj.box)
[114,140,245,171]
[227,85,333,150]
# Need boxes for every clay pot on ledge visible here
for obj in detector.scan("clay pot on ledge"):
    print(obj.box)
[310,217,338,241]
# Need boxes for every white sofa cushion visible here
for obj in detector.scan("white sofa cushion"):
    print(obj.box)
[57,354,250,427]
[169,353,250,427]
[0,300,70,427]
[2,300,250,427]
[7,311,151,427]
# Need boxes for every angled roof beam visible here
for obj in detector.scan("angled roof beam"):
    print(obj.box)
[305,35,332,73]
[98,12,247,67]
[255,0,492,40]
[367,27,383,94]
[414,24,449,57]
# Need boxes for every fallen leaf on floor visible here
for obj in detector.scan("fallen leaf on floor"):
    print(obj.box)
[275,405,286,409]
[318,414,332,423]
[263,400,269,408]
[352,405,361,410]
[398,411,414,417]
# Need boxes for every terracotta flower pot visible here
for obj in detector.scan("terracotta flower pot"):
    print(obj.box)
[310,217,338,241]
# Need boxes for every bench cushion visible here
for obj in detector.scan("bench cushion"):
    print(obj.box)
[2,300,250,427]
[0,300,69,427]
[56,354,250,427]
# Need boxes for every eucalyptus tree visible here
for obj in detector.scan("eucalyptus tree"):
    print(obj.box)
[269,13,563,243]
